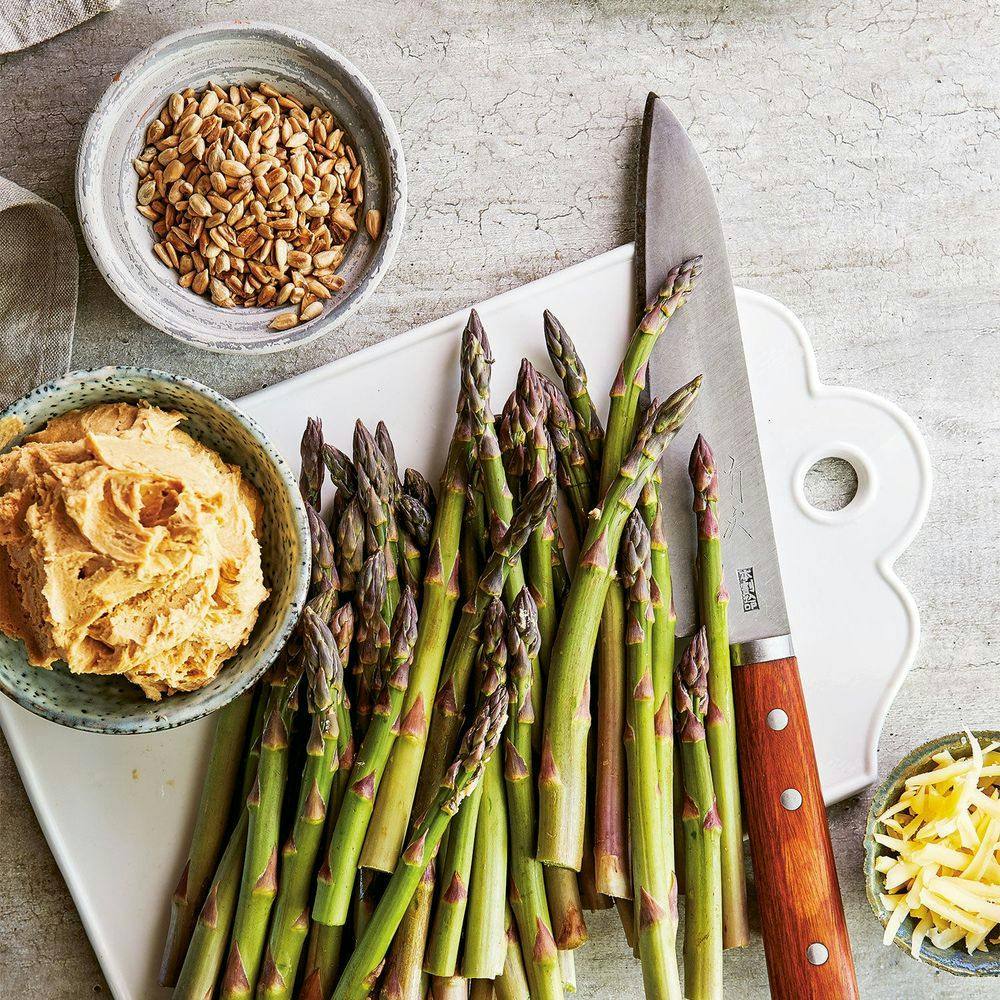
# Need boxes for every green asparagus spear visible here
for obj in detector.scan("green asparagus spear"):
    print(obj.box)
[675,628,723,999]
[430,974,471,999]
[462,748,508,978]
[258,610,345,999]
[461,603,510,980]
[298,889,346,998]
[467,978,492,1000]
[517,360,558,670]
[221,664,296,999]
[640,474,677,897]
[359,402,470,873]
[498,390,526,492]
[426,602,507,977]
[290,613,356,1000]
[495,904,530,1000]
[174,811,250,999]
[381,864,435,1000]
[160,689,255,986]
[537,379,700,870]
[689,435,749,949]
[462,318,547,742]
[621,512,682,1000]
[558,951,577,995]
[459,472,487,601]
[598,258,701,500]
[313,589,419,926]
[543,379,594,538]
[549,520,571,612]
[353,549,388,737]
[413,477,555,820]
[332,665,510,1000]
[398,493,433,586]
[520,399,589,952]
[353,871,381,949]
[591,261,699,899]
[375,420,401,489]
[542,310,604,470]
[594,570,631,899]
[505,589,563,1000]
[355,459,399,625]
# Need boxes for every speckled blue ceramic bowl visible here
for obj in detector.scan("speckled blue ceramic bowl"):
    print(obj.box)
[864,730,1000,977]
[0,368,310,734]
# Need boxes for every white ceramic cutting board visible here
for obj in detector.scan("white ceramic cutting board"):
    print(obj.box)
[0,244,930,999]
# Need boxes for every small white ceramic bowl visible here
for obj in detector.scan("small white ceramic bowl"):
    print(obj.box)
[77,22,406,354]
[0,368,310,733]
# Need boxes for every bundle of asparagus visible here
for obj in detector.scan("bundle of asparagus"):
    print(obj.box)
[160,255,752,1000]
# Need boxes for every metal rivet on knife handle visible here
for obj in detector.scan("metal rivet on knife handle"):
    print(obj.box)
[806,943,830,966]
[766,708,788,731]
[780,788,803,811]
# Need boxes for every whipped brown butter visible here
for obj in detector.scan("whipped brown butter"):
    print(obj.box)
[0,402,268,699]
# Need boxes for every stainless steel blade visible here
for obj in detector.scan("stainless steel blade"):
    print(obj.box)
[637,93,789,648]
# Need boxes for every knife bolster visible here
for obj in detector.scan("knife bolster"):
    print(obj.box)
[731,633,795,665]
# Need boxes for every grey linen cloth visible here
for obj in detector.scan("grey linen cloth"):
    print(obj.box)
[0,178,77,406]
[0,1,111,402]
[0,0,118,54]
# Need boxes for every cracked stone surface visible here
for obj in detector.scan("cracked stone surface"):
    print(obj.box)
[1,1,998,997]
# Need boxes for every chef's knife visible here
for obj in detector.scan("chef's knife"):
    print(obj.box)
[638,93,859,1000]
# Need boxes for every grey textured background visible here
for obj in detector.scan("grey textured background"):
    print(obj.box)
[1,1,998,997]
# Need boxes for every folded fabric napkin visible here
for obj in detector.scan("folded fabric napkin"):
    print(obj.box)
[0,0,118,54]
[0,2,115,402]
[0,177,77,406]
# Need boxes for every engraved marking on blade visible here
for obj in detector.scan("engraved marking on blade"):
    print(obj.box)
[722,456,752,540]
[737,567,759,613]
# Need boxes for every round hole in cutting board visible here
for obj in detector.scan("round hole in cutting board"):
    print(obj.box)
[803,457,858,512]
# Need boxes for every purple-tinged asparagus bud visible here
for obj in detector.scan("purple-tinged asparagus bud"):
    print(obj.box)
[321,442,356,495]
[543,310,586,398]
[638,255,704,337]
[336,496,365,585]
[306,505,338,598]
[674,627,710,741]
[403,467,436,517]
[689,434,715,497]
[375,421,401,494]
[398,494,432,551]
[299,416,324,509]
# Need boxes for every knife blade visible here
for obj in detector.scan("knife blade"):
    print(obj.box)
[638,92,860,1000]
[637,94,787,654]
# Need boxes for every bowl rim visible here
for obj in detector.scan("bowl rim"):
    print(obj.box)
[864,728,1000,977]
[75,20,407,356]
[0,366,311,734]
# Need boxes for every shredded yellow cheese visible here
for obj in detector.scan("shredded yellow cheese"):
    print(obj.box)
[875,733,1000,958]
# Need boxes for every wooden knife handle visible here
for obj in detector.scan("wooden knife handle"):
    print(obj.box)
[732,655,860,1000]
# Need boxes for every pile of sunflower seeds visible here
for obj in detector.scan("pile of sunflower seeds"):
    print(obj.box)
[133,82,381,332]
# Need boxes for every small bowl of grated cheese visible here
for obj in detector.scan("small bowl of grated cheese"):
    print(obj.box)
[865,730,1000,977]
